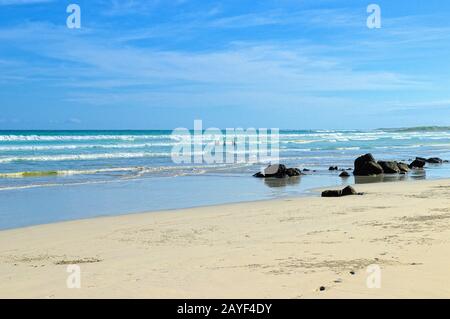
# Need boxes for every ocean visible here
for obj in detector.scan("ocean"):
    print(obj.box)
[1,128,450,230]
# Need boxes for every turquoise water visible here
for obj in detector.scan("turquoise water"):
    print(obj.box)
[1,128,450,230]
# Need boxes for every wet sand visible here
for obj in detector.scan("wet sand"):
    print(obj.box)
[0,179,449,298]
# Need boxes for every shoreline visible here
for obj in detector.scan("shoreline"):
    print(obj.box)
[0,187,318,233]
[1,171,448,232]
[0,173,438,232]
[1,178,449,298]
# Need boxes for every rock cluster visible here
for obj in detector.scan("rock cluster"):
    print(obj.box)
[253,164,302,178]
[409,157,443,168]
[253,155,446,179]
[353,153,412,176]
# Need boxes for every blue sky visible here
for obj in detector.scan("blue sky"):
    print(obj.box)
[1,0,450,129]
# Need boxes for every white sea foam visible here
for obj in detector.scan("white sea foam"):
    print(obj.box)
[0,167,140,178]
[336,147,361,150]
[0,135,175,142]
[0,142,174,152]
[281,139,321,144]
[0,152,170,163]
[283,148,312,152]
[0,163,251,178]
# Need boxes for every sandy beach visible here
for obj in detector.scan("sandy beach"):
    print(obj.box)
[1,179,449,299]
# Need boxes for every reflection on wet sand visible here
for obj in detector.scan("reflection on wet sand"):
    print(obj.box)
[263,176,301,188]
[354,169,426,184]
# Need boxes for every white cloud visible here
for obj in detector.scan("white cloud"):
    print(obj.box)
[1,9,449,112]
[4,24,419,89]
[0,0,53,5]
[208,8,362,29]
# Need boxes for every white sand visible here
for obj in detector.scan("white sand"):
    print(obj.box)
[1,179,449,298]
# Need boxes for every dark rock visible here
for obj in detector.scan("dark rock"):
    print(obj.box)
[285,168,302,177]
[341,185,357,196]
[427,157,443,164]
[396,162,410,173]
[339,171,350,178]
[303,168,310,172]
[264,164,286,178]
[328,166,338,171]
[378,161,400,174]
[265,164,287,177]
[321,190,342,197]
[253,164,303,178]
[253,172,265,178]
[253,164,287,178]
[356,153,376,164]
[321,186,361,197]
[355,161,384,176]
[409,158,426,169]
[349,271,355,275]
[415,157,443,164]
[319,286,326,291]
[353,154,383,176]
[444,160,449,163]
[354,153,383,176]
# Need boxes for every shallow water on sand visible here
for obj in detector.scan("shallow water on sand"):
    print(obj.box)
[1,128,449,229]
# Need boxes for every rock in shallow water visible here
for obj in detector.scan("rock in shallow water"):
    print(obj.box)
[253,164,286,178]
[285,168,302,177]
[396,162,410,173]
[253,164,302,178]
[377,161,401,174]
[409,158,426,169]
[353,153,384,176]
[427,157,443,164]
[415,157,443,164]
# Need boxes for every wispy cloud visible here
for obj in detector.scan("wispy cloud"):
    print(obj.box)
[0,0,53,6]
[0,23,422,92]
[101,0,190,17]
[208,8,363,29]
[102,0,160,16]
[0,14,438,113]
[1,1,450,128]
